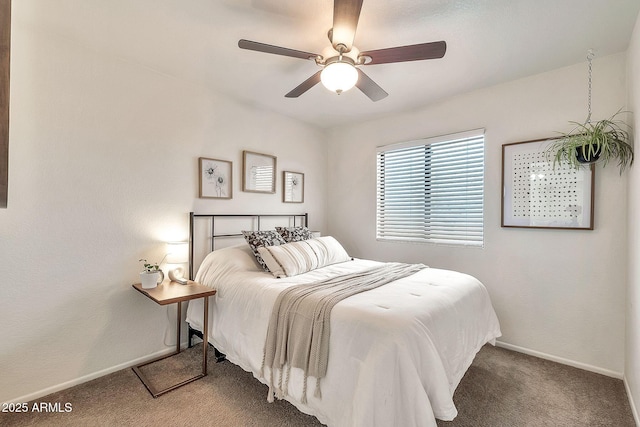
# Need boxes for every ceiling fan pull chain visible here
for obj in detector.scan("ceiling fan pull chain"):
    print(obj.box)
[586,48,594,124]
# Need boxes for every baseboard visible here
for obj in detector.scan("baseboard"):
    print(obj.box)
[495,340,623,379]
[624,377,640,426]
[6,343,189,404]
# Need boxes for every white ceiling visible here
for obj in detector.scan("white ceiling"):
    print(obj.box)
[18,0,640,129]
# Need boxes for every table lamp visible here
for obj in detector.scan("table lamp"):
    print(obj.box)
[166,241,189,284]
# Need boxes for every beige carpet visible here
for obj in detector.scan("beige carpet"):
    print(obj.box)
[1,344,635,426]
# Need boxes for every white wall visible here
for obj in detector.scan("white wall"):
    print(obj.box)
[625,10,640,424]
[0,11,327,402]
[327,53,629,376]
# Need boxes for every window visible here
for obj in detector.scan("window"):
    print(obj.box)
[376,129,485,246]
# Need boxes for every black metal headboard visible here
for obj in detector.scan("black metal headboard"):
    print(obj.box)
[188,212,308,280]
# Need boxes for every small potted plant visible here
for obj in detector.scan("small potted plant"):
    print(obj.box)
[546,110,634,174]
[139,256,166,289]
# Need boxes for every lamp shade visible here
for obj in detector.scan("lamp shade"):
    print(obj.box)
[321,61,358,94]
[166,241,188,264]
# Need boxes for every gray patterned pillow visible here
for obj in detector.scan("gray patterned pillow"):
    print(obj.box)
[275,226,314,243]
[242,230,287,271]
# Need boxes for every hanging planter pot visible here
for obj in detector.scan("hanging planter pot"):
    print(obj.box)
[575,144,601,164]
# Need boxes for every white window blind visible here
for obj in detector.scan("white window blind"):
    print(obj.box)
[376,130,485,246]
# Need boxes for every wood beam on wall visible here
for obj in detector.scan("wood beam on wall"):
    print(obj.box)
[0,0,10,208]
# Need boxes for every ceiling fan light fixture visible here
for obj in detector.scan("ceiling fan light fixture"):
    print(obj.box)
[321,59,358,94]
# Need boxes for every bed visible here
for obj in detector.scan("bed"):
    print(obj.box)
[185,213,501,427]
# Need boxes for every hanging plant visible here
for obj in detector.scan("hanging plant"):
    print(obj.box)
[546,50,634,174]
[547,110,633,174]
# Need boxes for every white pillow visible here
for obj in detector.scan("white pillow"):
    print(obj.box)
[257,236,351,278]
[195,245,262,286]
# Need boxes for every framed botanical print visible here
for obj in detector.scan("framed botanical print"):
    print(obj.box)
[243,151,276,194]
[283,171,304,203]
[501,138,594,229]
[199,157,232,199]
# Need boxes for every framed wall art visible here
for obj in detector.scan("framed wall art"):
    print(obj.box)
[0,0,10,208]
[199,157,232,199]
[501,138,594,230]
[283,171,304,203]
[243,151,276,194]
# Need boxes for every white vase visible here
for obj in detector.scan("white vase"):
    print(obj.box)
[140,270,164,289]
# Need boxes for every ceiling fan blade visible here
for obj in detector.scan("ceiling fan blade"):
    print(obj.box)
[360,41,447,65]
[331,0,363,52]
[238,39,319,60]
[356,69,388,102]
[285,71,322,98]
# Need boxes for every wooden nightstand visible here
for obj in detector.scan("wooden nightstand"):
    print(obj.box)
[132,280,217,397]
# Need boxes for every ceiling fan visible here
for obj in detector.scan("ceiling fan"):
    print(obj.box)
[238,0,447,102]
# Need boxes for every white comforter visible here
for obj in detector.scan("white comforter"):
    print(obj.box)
[186,245,501,427]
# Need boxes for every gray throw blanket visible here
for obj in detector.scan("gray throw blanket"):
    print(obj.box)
[261,262,427,403]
